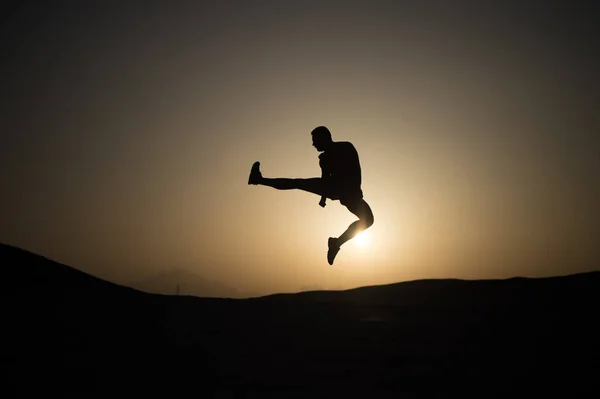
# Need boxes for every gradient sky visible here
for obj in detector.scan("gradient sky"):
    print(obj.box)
[2,1,599,295]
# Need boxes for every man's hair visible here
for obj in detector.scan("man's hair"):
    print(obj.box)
[311,126,332,140]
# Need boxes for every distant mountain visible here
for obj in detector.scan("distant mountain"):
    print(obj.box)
[130,268,251,298]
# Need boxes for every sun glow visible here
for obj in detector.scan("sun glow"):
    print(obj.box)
[353,230,371,248]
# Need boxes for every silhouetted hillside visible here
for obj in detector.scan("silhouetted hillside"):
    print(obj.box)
[2,242,169,357]
[3,242,599,396]
[258,272,600,307]
[3,243,141,298]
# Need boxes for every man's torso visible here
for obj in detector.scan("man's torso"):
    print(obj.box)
[319,141,362,192]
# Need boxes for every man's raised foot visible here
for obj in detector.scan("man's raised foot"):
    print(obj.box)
[248,161,262,185]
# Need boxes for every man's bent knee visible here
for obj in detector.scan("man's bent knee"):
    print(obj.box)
[362,210,374,228]
[361,203,374,228]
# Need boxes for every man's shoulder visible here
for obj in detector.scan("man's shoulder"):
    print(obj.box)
[333,141,357,153]
[321,142,357,159]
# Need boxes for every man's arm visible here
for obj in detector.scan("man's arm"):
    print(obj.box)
[319,153,330,208]
[319,174,327,207]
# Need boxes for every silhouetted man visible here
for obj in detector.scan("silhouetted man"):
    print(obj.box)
[248,126,374,265]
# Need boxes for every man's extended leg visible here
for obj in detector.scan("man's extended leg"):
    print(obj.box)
[327,199,374,265]
[248,161,326,197]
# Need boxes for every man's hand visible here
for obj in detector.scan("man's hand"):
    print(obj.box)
[319,196,327,208]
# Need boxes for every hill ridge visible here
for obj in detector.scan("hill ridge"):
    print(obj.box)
[2,241,598,302]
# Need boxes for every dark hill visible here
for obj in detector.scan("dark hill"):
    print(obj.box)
[4,243,141,298]
[258,272,600,307]
[3,242,599,396]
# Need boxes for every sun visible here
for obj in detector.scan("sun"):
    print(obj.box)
[353,230,371,248]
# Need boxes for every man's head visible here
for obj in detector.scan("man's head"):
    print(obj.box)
[311,126,333,152]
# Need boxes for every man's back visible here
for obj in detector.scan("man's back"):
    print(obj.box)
[319,141,362,189]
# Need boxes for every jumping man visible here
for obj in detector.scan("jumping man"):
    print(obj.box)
[247,126,374,265]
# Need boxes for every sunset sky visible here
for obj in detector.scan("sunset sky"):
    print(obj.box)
[2,1,598,295]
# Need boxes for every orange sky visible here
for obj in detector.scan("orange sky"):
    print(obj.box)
[1,1,599,295]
